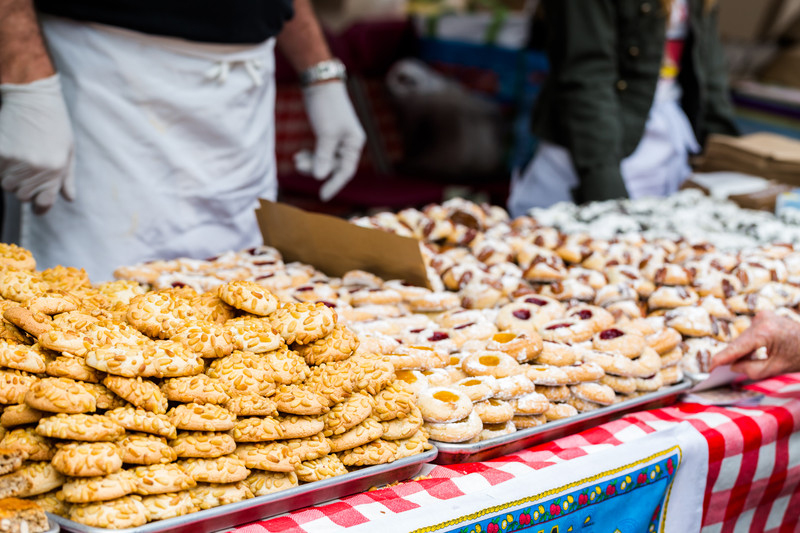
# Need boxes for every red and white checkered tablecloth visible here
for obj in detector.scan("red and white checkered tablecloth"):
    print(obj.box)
[234,374,800,533]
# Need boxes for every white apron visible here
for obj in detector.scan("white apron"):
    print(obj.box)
[6,16,278,281]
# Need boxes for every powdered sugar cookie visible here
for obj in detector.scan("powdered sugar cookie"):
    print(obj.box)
[659,365,684,385]
[645,327,682,355]
[535,342,580,366]
[461,351,520,378]
[393,370,429,396]
[454,376,498,402]
[561,362,605,384]
[485,331,543,363]
[511,414,547,429]
[539,318,595,344]
[592,328,645,358]
[544,402,578,421]
[566,305,615,332]
[472,398,514,424]
[508,392,549,415]
[647,286,699,310]
[418,387,473,424]
[494,374,536,400]
[664,307,713,337]
[534,384,570,403]
[525,364,570,386]
[570,383,615,405]
[424,410,482,443]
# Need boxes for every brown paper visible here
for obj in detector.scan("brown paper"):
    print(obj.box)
[256,200,432,289]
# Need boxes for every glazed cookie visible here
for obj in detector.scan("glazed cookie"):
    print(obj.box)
[161,375,230,405]
[68,495,147,529]
[570,383,616,406]
[25,377,96,414]
[14,461,65,497]
[339,439,398,466]
[103,376,168,414]
[36,413,125,442]
[118,433,177,465]
[273,384,330,416]
[454,376,498,402]
[418,387,473,424]
[170,431,237,459]
[372,384,415,421]
[493,374,537,400]
[511,414,547,430]
[592,328,645,358]
[224,317,283,353]
[508,392,550,416]
[472,398,514,424]
[233,442,296,472]
[60,471,136,503]
[278,415,326,440]
[295,454,348,483]
[0,428,54,461]
[141,491,196,522]
[485,331,543,363]
[52,442,123,477]
[269,302,337,345]
[189,482,253,510]
[381,406,424,440]
[322,392,375,437]
[525,365,570,386]
[170,321,233,359]
[561,362,606,384]
[0,404,44,428]
[327,417,384,453]
[168,403,236,432]
[243,470,298,497]
[285,432,332,462]
[225,393,278,417]
[544,403,578,421]
[46,355,104,384]
[461,351,521,379]
[424,410,482,443]
[230,417,284,443]
[218,281,279,316]
[294,324,359,366]
[132,463,196,495]
[107,406,177,439]
[179,455,250,484]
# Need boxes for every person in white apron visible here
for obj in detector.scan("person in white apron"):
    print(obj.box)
[0,0,365,281]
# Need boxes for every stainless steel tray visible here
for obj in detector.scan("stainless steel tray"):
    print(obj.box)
[45,519,60,533]
[433,380,693,464]
[50,448,437,533]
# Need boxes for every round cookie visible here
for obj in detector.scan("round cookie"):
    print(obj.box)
[36,413,125,442]
[142,491,197,522]
[269,302,337,345]
[381,406,424,440]
[170,431,237,458]
[118,433,177,465]
[224,317,283,354]
[592,328,645,358]
[103,376,168,414]
[0,427,54,461]
[461,351,521,379]
[0,243,35,271]
[372,384,415,421]
[189,481,253,510]
[218,281,280,316]
[471,421,517,442]
[570,383,616,406]
[46,355,104,384]
[424,410,483,443]
[285,433,332,462]
[566,396,603,413]
[418,387,473,424]
[393,370,429,396]
[338,439,398,466]
[0,404,44,428]
[544,403,579,421]
[493,374,537,400]
[562,362,606,384]
[131,463,196,495]
[511,414,547,430]
[0,340,47,374]
[539,317,595,344]
[168,403,236,432]
[295,454,348,483]
[392,430,432,460]
[170,320,234,359]
[205,355,277,397]
[178,455,250,484]
[15,461,65,497]
[231,417,284,443]
[224,393,278,417]
[234,442,296,472]
[485,331,543,363]
[69,495,148,529]
[646,327,683,355]
[472,398,514,424]
[322,392,375,437]
[278,415,326,440]
[600,374,637,395]
[106,406,177,439]
[272,384,330,416]
[243,471,298,497]
[294,324,359,366]
[52,442,123,477]
[25,377,96,414]
[508,392,550,415]
[61,471,136,503]
[454,376,498,402]
[161,374,231,405]
[534,385,570,403]
[525,365,570,386]
[328,417,384,453]
[535,342,580,367]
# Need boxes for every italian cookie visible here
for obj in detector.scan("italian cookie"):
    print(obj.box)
[68,495,147,529]
[417,387,473,424]
[179,455,250,484]
[218,281,279,316]
[424,410,482,443]
[52,441,123,477]
[60,470,136,503]
[35,413,125,442]
[170,431,237,458]
[25,377,96,414]
[131,463,196,495]
[118,433,177,465]
[107,406,177,439]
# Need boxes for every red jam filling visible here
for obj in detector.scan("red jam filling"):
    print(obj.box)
[525,297,548,306]
[575,309,593,320]
[428,332,450,341]
[512,309,532,320]
[599,328,624,340]
[546,322,572,330]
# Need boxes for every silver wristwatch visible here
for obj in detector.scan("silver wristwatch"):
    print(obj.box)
[300,59,347,87]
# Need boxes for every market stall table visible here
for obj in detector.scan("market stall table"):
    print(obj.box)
[233,373,800,533]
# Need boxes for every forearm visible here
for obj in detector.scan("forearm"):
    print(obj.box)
[277,0,332,73]
[0,0,54,84]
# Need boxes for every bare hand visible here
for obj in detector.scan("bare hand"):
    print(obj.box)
[710,310,800,380]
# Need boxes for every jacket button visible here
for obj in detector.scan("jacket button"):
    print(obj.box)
[641,2,652,13]
[616,80,628,91]
[629,46,640,57]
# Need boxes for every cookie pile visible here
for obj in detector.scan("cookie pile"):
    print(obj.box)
[0,250,431,529]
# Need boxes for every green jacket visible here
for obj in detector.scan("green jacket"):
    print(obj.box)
[531,0,739,203]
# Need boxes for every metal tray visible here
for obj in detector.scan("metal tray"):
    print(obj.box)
[45,519,60,533]
[50,448,437,533]
[433,380,693,464]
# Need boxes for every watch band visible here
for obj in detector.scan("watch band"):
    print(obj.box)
[300,59,347,87]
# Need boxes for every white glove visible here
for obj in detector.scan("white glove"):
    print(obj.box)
[0,74,76,214]
[295,80,366,202]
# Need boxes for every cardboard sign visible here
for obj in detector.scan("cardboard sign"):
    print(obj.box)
[256,200,432,289]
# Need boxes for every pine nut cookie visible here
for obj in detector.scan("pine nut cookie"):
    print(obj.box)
[224,316,283,353]
[103,376,168,414]
[243,470,298,497]
[106,406,177,439]
[0,370,38,405]
[321,392,375,437]
[218,281,279,316]
[284,432,331,462]
[168,403,236,432]
[170,432,236,459]
[13,461,65,497]
[295,454,348,483]
[224,393,278,417]
[0,428,54,461]
[131,463,196,495]
[52,442,123,477]
[269,302,337,345]
[233,443,296,472]
[328,417,383,453]
[380,406,424,441]
[141,490,196,522]
[126,291,197,339]
[36,413,125,442]
[46,355,104,384]
[25,377,96,414]
[0,244,35,271]
[278,415,326,440]
[178,455,250,484]
[69,382,123,410]
[392,429,432,460]
[192,291,237,325]
[372,384,415,421]
[205,355,277,397]
[0,340,47,374]
[170,320,233,359]
[189,481,253,510]
[161,374,231,405]
[60,470,135,503]
[273,385,330,416]
[69,495,147,529]
[118,433,177,465]
[338,438,397,466]
[0,405,44,428]
[140,339,205,379]
[260,347,312,385]
[294,324,359,366]
[230,417,284,443]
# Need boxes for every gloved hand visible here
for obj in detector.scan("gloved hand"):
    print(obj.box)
[0,74,76,214]
[295,80,366,202]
